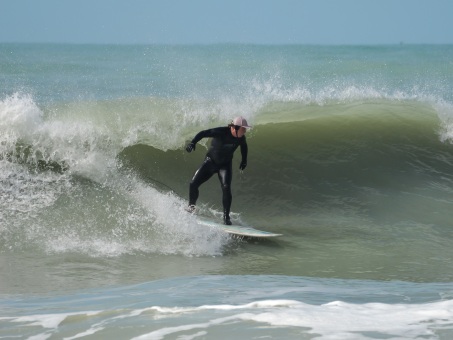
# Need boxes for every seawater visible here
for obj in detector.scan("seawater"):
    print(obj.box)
[1,44,453,339]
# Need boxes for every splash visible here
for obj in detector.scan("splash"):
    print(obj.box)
[435,100,453,144]
[0,93,230,257]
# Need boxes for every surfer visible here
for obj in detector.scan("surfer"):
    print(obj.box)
[185,116,251,225]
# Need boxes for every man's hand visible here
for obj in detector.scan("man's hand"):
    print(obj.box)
[239,161,247,171]
[186,142,196,153]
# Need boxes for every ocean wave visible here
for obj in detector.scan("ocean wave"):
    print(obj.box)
[1,90,453,257]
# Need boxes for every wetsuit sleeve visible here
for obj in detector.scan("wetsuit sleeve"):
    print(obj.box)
[190,129,210,144]
[190,128,222,145]
[240,137,248,163]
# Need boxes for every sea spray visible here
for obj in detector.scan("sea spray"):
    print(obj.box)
[0,93,229,256]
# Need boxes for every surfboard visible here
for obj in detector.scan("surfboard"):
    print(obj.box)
[197,217,282,238]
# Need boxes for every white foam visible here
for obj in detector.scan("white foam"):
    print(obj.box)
[435,100,453,144]
[131,299,453,340]
[244,300,453,339]
[2,294,453,339]
[63,326,105,340]
[35,172,230,258]
[127,184,230,257]
[10,311,99,329]
[13,314,67,329]
[0,92,42,136]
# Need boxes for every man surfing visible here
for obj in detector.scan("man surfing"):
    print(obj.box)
[185,116,251,225]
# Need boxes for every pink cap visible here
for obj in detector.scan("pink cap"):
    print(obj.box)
[232,116,252,128]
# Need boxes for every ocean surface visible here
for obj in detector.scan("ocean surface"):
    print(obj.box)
[1,43,453,339]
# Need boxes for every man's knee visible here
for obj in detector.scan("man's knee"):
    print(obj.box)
[221,183,231,194]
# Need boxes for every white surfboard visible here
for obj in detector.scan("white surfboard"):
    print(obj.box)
[197,217,282,238]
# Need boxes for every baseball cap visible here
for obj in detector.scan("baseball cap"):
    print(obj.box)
[232,116,252,128]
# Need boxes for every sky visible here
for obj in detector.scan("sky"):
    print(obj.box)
[1,0,452,45]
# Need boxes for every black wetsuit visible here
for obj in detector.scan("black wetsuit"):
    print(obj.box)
[188,127,248,218]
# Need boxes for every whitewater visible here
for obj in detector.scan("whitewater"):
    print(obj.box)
[1,43,453,339]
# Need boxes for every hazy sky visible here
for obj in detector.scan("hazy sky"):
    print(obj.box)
[1,0,452,45]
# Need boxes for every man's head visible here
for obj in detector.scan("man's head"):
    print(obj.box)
[229,116,251,138]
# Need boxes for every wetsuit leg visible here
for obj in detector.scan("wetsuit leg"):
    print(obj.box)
[218,162,233,217]
[189,157,216,206]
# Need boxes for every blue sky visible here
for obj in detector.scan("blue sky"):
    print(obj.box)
[1,0,452,45]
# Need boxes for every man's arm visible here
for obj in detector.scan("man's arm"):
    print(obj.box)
[239,137,248,170]
[186,128,222,153]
